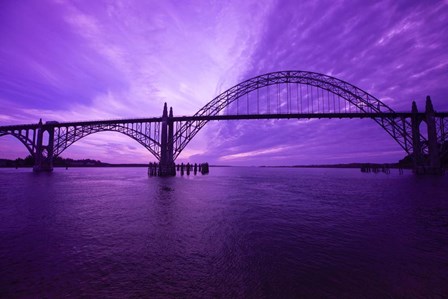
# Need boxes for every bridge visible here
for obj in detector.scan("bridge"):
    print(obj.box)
[1,71,447,175]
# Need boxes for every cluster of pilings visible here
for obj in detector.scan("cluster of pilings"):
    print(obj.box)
[148,162,209,177]
[360,164,393,174]
[176,162,209,176]
[147,162,175,176]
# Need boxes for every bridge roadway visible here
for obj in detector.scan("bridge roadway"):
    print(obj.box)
[2,112,448,130]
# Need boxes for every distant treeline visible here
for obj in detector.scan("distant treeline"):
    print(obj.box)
[0,156,147,168]
[271,163,403,169]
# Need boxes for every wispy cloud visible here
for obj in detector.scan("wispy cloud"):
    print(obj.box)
[220,145,290,161]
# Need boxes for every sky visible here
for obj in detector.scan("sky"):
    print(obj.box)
[0,0,447,165]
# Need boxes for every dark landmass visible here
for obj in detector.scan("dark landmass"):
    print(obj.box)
[259,151,447,169]
[398,152,448,168]
[0,156,148,168]
[0,156,223,168]
[260,163,404,169]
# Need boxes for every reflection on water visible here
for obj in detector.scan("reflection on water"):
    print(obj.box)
[0,167,447,298]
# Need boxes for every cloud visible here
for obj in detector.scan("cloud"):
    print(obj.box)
[220,145,291,161]
[1,0,447,164]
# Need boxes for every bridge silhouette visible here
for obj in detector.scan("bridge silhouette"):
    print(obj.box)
[1,71,447,175]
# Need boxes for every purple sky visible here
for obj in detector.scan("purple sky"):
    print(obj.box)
[1,0,448,165]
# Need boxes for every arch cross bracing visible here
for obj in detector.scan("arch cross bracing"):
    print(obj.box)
[437,117,448,157]
[52,123,162,159]
[437,117,448,144]
[172,70,424,160]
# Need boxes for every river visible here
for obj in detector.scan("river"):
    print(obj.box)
[0,167,447,298]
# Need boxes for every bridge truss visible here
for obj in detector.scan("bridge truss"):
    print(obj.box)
[172,71,426,159]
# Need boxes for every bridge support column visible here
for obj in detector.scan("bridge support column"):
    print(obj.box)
[33,119,54,172]
[425,96,442,174]
[167,107,175,176]
[158,103,175,176]
[411,101,424,173]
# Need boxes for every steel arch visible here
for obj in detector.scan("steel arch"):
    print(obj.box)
[172,70,422,159]
[0,131,35,155]
[52,125,161,159]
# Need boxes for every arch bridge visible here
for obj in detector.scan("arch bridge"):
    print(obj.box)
[1,71,447,175]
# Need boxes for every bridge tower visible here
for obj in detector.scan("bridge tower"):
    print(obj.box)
[158,103,176,176]
[425,96,441,173]
[33,119,54,172]
[411,96,443,175]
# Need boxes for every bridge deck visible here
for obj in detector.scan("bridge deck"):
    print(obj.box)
[172,112,448,121]
[1,112,447,130]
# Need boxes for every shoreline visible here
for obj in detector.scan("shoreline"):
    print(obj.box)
[0,164,415,169]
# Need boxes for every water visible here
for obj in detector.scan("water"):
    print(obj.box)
[0,167,447,298]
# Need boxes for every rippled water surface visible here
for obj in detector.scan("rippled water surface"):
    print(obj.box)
[0,167,447,298]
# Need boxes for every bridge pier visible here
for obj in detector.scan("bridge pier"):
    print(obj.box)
[425,96,442,174]
[158,103,176,176]
[411,97,443,175]
[33,119,54,172]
